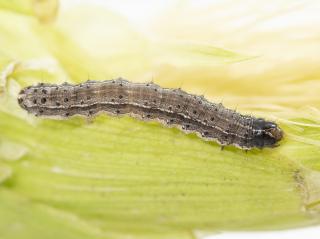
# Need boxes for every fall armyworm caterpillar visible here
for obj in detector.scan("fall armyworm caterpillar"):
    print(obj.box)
[18,78,283,149]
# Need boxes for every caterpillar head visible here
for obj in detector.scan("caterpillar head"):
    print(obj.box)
[251,118,283,148]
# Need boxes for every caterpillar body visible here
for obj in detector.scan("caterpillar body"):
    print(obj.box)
[18,78,283,150]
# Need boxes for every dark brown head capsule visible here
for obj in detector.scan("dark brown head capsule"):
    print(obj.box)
[251,118,283,148]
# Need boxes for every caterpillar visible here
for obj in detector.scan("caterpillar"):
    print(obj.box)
[17,78,283,150]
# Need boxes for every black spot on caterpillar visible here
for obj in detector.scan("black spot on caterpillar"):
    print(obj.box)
[17,78,283,150]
